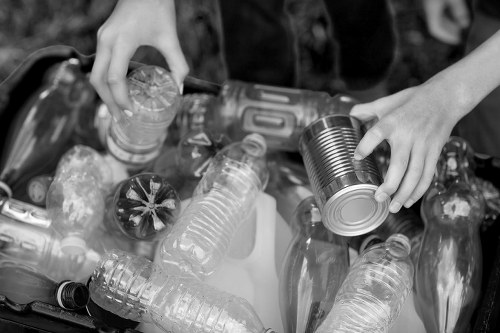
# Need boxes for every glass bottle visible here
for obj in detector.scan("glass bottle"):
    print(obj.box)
[89,249,276,333]
[316,234,414,333]
[414,136,485,333]
[0,264,89,310]
[0,58,94,198]
[105,65,181,171]
[279,196,350,333]
[158,133,269,279]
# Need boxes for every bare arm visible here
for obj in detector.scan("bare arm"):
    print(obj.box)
[351,29,500,213]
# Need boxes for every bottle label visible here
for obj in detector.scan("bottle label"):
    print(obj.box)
[106,133,160,165]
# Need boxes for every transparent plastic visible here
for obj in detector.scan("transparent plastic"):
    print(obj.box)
[316,234,414,333]
[279,196,350,333]
[89,249,272,333]
[158,133,269,279]
[105,65,180,169]
[414,136,484,333]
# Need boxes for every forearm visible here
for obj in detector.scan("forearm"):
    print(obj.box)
[428,29,500,120]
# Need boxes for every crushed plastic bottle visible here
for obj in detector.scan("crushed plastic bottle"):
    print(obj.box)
[89,249,276,333]
[316,234,414,333]
[158,133,269,279]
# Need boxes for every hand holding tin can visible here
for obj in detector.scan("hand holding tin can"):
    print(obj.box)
[299,114,389,236]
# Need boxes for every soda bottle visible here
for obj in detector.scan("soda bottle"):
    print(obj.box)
[279,196,349,333]
[414,136,484,333]
[89,249,276,333]
[0,58,95,198]
[0,264,89,310]
[316,234,414,333]
[158,133,269,279]
[104,65,181,171]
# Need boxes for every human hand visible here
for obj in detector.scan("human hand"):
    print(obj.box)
[90,0,189,118]
[422,0,470,45]
[350,81,464,213]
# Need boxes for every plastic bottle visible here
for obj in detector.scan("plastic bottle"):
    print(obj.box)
[105,65,181,171]
[0,58,95,198]
[158,133,269,279]
[414,136,484,333]
[89,249,275,333]
[0,264,89,310]
[279,196,350,333]
[0,199,99,282]
[316,234,414,333]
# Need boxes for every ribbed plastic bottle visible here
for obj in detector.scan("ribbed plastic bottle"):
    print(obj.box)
[158,133,269,279]
[0,264,89,310]
[279,196,350,333]
[89,249,275,333]
[316,234,414,333]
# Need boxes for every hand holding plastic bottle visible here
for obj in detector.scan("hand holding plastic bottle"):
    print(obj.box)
[90,0,189,119]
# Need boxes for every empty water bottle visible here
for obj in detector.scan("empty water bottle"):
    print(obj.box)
[279,196,349,333]
[316,234,414,333]
[158,133,269,279]
[89,249,275,333]
[104,65,181,170]
[0,264,89,310]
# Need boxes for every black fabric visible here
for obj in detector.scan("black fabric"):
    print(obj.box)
[477,0,500,20]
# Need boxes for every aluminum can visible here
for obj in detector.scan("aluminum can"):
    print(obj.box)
[299,114,389,236]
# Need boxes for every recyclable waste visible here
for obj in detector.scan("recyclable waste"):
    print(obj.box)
[414,136,485,333]
[158,133,269,279]
[279,196,349,333]
[0,58,95,199]
[89,249,276,333]
[0,264,89,310]
[316,234,414,333]
[104,65,181,171]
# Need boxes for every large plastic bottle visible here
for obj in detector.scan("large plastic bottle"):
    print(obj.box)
[105,65,181,171]
[414,136,484,333]
[316,234,414,333]
[89,249,276,333]
[0,264,89,310]
[279,196,350,333]
[158,133,269,279]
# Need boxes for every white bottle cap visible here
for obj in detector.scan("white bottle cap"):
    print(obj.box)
[61,236,87,256]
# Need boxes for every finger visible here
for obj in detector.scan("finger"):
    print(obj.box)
[157,38,189,92]
[404,147,441,207]
[390,143,426,211]
[350,87,417,121]
[449,0,470,28]
[108,41,137,111]
[353,125,386,161]
[90,44,121,119]
[375,141,411,212]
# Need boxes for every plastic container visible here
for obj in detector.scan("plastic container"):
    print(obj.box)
[158,133,269,279]
[89,249,276,333]
[316,234,414,332]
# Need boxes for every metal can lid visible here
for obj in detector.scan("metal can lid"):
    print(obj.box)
[322,184,389,236]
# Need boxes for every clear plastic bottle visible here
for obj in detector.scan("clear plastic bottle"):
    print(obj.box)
[414,136,484,333]
[158,133,269,279]
[279,196,350,333]
[0,264,89,310]
[89,249,275,333]
[105,65,181,170]
[316,234,414,333]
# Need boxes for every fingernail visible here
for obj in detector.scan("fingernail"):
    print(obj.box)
[374,192,389,203]
[179,83,184,95]
[353,152,363,160]
[404,199,414,208]
[389,201,402,213]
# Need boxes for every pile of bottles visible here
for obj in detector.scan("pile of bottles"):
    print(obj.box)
[0,58,497,333]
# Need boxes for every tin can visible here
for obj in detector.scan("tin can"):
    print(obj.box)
[299,114,389,236]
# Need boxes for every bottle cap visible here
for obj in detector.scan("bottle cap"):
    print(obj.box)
[56,280,90,310]
[243,133,268,156]
[386,233,412,256]
[61,236,87,255]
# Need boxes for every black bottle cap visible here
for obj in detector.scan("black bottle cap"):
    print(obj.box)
[56,281,90,310]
